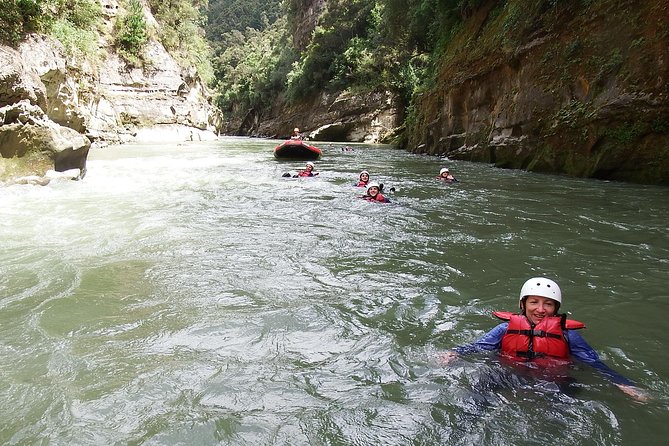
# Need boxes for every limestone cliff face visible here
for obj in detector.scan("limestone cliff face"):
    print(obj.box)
[2,1,221,147]
[241,89,399,143]
[0,1,222,182]
[407,0,669,184]
[292,0,326,51]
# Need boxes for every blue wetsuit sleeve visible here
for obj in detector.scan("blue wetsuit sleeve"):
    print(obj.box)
[567,330,635,386]
[452,323,508,355]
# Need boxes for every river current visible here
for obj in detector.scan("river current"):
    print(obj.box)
[1,137,668,445]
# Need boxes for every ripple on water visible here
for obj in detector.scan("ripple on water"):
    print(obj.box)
[1,140,668,445]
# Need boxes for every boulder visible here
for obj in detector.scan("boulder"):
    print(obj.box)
[0,100,90,179]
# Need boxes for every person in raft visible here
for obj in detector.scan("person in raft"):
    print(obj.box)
[290,127,302,140]
[355,170,370,187]
[436,167,458,182]
[439,277,648,401]
[360,182,390,203]
[294,161,318,177]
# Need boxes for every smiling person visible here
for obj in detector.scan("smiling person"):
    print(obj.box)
[294,161,318,177]
[355,170,370,187]
[439,277,648,402]
[360,182,390,203]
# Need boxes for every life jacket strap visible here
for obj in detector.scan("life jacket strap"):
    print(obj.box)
[506,329,563,339]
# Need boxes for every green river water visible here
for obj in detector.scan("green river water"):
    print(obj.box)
[0,137,667,445]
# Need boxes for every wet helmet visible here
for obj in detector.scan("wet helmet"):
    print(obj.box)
[367,181,380,190]
[359,170,369,178]
[306,161,315,168]
[519,277,562,307]
[440,167,450,175]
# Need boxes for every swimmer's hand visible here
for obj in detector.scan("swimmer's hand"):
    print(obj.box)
[617,384,651,403]
[438,350,458,365]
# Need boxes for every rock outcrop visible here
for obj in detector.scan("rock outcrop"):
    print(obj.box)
[0,100,89,181]
[291,0,326,51]
[0,3,222,184]
[13,31,221,146]
[406,0,669,184]
[242,89,399,143]
[256,88,397,143]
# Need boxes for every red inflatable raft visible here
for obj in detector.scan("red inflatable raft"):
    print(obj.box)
[273,140,322,160]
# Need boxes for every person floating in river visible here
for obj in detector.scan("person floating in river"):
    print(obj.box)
[439,277,648,402]
[290,127,302,140]
[360,182,390,203]
[293,161,318,178]
[436,167,458,183]
[355,170,370,187]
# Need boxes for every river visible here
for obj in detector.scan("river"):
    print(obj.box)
[1,137,667,445]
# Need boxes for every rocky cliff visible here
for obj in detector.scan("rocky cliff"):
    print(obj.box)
[228,0,400,144]
[0,1,222,183]
[406,0,669,184]
[237,89,399,143]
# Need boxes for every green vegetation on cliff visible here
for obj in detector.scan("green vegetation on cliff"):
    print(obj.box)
[213,17,292,115]
[116,0,147,63]
[206,0,281,40]
[1,0,214,83]
[0,0,101,54]
[207,0,476,122]
[148,0,214,83]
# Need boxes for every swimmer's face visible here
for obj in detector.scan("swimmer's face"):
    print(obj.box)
[523,296,558,324]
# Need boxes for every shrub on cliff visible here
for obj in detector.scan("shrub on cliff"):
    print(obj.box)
[115,0,148,64]
[148,0,215,85]
[0,0,45,46]
[50,0,101,57]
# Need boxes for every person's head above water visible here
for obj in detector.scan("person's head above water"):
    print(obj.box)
[440,167,450,177]
[305,161,314,170]
[519,277,562,324]
[366,181,380,196]
[359,170,369,180]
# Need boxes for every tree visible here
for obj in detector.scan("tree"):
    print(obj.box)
[116,0,148,62]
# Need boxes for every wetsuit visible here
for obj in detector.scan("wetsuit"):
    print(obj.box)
[452,322,634,386]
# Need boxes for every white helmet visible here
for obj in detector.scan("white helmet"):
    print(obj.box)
[519,277,562,307]
[359,170,369,177]
[367,182,380,190]
[306,162,315,168]
[440,167,450,175]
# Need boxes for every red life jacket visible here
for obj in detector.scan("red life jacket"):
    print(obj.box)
[297,170,314,177]
[355,181,368,187]
[364,193,387,203]
[494,311,585,361]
